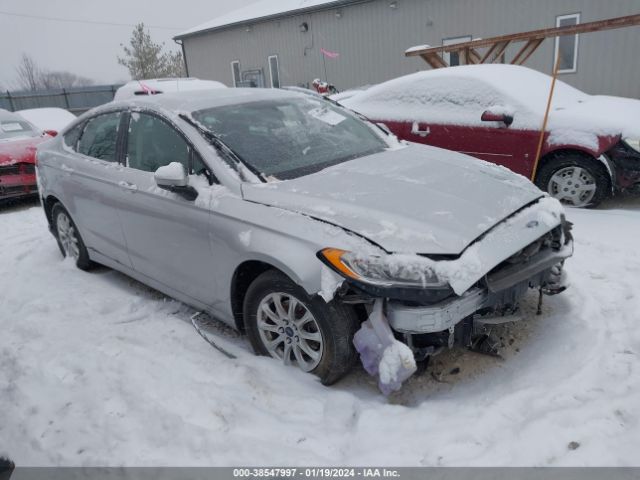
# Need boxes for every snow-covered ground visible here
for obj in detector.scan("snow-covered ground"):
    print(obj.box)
[1,196,639,466]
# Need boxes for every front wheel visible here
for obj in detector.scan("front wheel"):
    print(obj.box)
[535,154,610,208]
[243,270,358,385]
[52,203,94,270]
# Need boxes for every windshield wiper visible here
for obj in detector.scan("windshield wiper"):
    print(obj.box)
[178,113,266,182]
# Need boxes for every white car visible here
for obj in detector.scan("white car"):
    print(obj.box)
[36,88,573,390]
[114,78,226,101]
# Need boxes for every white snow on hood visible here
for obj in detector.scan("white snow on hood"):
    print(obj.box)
[243,144,543,256]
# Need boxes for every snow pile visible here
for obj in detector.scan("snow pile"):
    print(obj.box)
[1,199,640,466]
[16,108,76,133]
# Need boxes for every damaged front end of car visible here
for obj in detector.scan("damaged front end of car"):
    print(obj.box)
[605,138,640,192]
[319,197,574,394]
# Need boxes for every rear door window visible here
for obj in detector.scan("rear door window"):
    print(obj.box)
[78,112,121,162]
[63,123,84,151]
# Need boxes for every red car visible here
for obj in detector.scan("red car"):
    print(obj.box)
[342,65,640,208]
[0,109,55,202]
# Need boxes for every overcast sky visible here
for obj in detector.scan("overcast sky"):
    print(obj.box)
[0,0,254,89]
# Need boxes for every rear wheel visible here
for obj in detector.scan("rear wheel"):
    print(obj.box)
[535,154,610,208]
[52,203,94,270]
[244,270,358,385]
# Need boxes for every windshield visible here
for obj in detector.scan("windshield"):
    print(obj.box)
[192,97,387,180]
[0,119,38,141]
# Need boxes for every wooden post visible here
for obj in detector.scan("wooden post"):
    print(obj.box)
[531,51,562,181]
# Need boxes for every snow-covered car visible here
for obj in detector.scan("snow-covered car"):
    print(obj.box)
[113,77,226,101]
[0,109,54,202]
[341,65,640,208]
[36,88,573,390]
[17,107,76,134]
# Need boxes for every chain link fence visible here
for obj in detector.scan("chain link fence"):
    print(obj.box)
[0,84,123,114]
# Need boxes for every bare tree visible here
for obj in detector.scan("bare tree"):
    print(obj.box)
[15,54,40,91]
[118,23,186,79]
[40,71,95,89]
[13,53,95,91]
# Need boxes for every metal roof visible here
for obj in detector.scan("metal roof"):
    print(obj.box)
[174,0,364,40]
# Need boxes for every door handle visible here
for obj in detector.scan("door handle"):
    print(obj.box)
[411,122,431,138]
[118,181,138,192]
[60,164,74,174]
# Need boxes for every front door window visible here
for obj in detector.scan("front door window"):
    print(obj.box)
[126,113,190,173]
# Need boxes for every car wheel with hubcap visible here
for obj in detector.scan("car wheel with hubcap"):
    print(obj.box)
[52,203,94,270]
[244,270,358,385]
[535,154,610,208]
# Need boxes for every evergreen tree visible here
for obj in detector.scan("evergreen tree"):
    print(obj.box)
[118,23,185,80]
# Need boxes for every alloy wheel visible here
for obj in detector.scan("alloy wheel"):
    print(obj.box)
[56,212,80,260]
[256,292,324,372]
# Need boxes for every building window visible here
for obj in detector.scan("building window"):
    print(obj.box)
[442,36,472,66]
[268,55,280,88]
[555,13,580,73]
[231,61,241,87]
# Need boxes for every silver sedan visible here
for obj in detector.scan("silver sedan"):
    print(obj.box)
[36,88,572,385]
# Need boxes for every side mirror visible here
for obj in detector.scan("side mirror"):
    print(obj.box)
[481,109,514,127]
[154,162,198,201]
[44,129,58,137]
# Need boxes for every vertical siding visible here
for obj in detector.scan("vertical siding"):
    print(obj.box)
[183,0,640,98]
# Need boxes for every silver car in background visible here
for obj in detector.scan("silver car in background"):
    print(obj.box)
[36,88,573,385]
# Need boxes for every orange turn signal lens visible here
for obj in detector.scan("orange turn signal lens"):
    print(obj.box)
[319,248,359,280]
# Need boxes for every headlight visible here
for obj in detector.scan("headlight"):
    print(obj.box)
[625,138,640,153]
[318,248,447,288]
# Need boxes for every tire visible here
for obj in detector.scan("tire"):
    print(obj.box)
[535,153,610,208]
[52,203,95,270]
[244,270,358,385]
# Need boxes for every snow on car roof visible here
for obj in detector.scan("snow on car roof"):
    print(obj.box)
[343,64,587,119]
[16,108,76,132]
[175,0,355,38]
[342,64,640,145]
[110,87,304,113]
[113,78,227,101]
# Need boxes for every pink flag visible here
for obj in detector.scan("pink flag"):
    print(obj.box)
[320,48,340,59]
[138,81,158,95]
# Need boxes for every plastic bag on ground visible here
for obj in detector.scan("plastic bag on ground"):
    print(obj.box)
[353,299,417,395]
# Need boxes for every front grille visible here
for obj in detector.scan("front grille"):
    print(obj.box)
[0,184,37,196]
[0,163,35,175]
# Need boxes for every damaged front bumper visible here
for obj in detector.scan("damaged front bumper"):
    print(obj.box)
[387,241,573,334]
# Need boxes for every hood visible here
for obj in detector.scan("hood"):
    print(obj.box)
[242,144,543,255]
[0,136,46,166]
